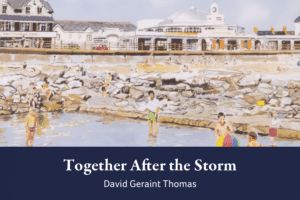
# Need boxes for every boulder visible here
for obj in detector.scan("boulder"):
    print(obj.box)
[34,74,48,82]
[261,79,272,84]
[239,73,261,87]
[114,94,129,100]
[121,85,130,94]
[67,81,83,89]
[11,78,31,90]
[48,75,60,84]
[24,69,41,78]
[257,83,274,94]
[115,83,125,89]
[280,97,293,107]
[61,88,86,97]
[181,91,194,98]
[223,83,230,91]
[276,90,289,98]
[91,82,103,87]
[177,83,191,91]
[129,88,144,101]
[168,92,181,102]
[244,92,266,104]
[287,80,297,89]
[0,86,17,99]
[88,73,97,78]
[63,71,81,79]
[269,99,280,107]
[54,78,68,84]
[287,89,300,101]
[193,88,205,95]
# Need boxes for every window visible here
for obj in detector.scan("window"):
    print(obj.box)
[184,27,201,33]
[216,17,222,21]
[40,23,46,31]
[5,22,11,31]
[166,27,182,32]
[57,34,60,41]
[78,34,81,39]
[2,5,7,14]
[26,7,30,14]
[87,35,92,41]
[69,34,72,39]
[24,23,30,31]
[155,28,163,32]
[37,7,42,14]
[14,9,22,13]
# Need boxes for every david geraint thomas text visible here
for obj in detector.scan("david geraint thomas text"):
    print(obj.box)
[63,158,236,175]
[104,180,197,188]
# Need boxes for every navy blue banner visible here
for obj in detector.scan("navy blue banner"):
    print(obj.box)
[2,148,300,200]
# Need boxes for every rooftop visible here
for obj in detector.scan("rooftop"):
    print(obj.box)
[54,20,137,32]
[7,0,53,12]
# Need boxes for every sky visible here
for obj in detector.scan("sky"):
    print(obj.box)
[50,0,300,33]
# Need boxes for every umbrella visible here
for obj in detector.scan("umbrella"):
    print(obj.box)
[216,134,240,147]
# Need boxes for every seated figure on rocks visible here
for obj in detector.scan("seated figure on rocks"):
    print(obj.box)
[26,83,39,108]
[181,65,190,73]
[12,91,21,103]
[214,112,234,138]
[42,80,52,100]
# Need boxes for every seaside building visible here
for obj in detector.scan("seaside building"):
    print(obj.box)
[0,0,56,48]
[135,2,258,51]
[295,16,300,36]
[53,20,136,50]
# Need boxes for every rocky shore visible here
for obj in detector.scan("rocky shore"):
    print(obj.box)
[1,64,300,140]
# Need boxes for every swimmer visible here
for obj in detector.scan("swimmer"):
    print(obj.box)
[25,107,37,147]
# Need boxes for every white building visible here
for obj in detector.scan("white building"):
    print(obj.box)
[53,20,136,50]
[135,2,255,51]
[295,16,300,36]
[0,0,56,47]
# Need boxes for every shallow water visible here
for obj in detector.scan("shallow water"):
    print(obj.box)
[0,112,299,147]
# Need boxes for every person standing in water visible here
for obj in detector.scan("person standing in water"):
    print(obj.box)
[269,112,281,147]
[247,132,264,147]
[214,112,234,138]
[25,107,38,147]
[146,91,161,136]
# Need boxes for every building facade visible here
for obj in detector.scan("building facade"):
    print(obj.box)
[295,16,300,36]
[53,20,136,50]
[135,2,257,51]
[0,0,56,48]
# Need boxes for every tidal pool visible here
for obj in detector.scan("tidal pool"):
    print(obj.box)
[0,112,299,147]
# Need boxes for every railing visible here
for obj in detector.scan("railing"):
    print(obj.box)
[1,40,300,51]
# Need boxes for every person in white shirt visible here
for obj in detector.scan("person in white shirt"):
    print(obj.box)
[146,91,162,136]
[269,112,281,147]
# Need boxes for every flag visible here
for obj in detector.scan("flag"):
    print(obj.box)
[254,27,258,33]
[271,27,275,35]
[283,26,287,35]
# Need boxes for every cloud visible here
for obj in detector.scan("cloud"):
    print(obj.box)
[238,3,271,23]
[149,0,177,7]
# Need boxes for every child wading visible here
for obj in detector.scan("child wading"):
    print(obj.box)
[247,132,264,147]
[269,112,281,147]
[214,112,234,138]
[25,107,38,147]
[146,91,161,137]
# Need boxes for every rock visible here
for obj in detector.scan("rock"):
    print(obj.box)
[34,73,48,82]
[181,91,194,98]
[280,97,293,107]
[115,101,129,107]
[257,83,274,94]
[239,73,261,87]
[193,88,205,95]
[63,71,81,79]
[262,79,272,84]
[276,90,289,98]
[40,106,48,112]
[269,99,280,107]
[129,88,144,101]
[15,107,29,114]
[24,69,41,78]
[0,86,17,99]
[43,101,63,112]
[115,83,125,89]
[21,96,27,103]
[12,93,21,103]
[0,110,12,115]
[65,104,80,112]
[157,85,177,91]
[121,85,130,94]
[82,80,93,88]
[0,99,7,105]
[48,75,60,84]
[54,78,68,84]
[91,82,103,87]
[244,92,266,104]
[114,94,129,100]
[287,89,300,101]
[88,73,97,78]
[61,88,86,97]
[177,83,190,91]
[223,83,230,91]
[11,78,31,90]
[168,92,181,102]
[287,80,297,89]
[67,81,83,89]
